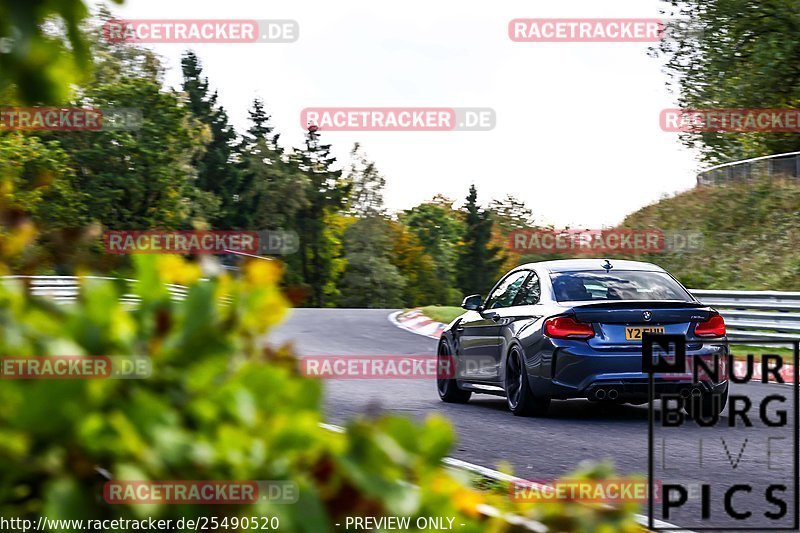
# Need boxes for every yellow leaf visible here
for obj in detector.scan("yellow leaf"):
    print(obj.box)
[156,255,202,285]
[244,259,282,287]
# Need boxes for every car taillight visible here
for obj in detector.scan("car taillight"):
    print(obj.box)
[544,316,595,339]
[695,314,726,337]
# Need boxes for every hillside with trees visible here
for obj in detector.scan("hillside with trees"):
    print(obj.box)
[621,178,800,290]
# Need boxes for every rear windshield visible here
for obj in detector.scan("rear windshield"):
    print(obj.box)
[550,270,693,302]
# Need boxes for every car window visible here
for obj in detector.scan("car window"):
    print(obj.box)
[485,271,529,309]
[550,270,693,302]
[514,271,541,306]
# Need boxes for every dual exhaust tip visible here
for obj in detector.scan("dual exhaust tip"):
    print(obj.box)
[680,386,704,398]
[594,387,619,400]
[592,386,702,401]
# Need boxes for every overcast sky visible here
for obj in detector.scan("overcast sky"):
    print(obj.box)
[102,0,700,228]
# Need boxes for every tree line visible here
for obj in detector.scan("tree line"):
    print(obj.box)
[654,0,800,165]
[2,11,537,308]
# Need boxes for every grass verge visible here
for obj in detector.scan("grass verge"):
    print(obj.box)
[729,344,795,362]
[419,305,463,324]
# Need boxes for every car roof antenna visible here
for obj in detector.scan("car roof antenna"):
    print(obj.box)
[602,259,613,272]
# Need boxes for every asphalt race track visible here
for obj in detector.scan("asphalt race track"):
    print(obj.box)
[271,308,799,531]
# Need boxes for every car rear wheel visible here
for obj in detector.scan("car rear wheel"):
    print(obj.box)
[505,346,550,417]
[683,384,728,418]
[437,339,471,403]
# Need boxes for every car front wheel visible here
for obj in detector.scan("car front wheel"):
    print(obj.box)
[437,338,471,403]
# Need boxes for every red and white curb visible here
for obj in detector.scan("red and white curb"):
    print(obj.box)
[731,359,795,384]
[389,308,447,339]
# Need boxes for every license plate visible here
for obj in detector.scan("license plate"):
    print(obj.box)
[624,326,665,340]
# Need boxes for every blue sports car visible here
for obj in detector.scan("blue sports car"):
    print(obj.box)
[437,259,729,416]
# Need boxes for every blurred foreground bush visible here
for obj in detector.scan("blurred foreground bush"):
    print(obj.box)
[0,251,641,532]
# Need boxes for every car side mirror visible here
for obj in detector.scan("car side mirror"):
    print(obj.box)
[461,294,483,311]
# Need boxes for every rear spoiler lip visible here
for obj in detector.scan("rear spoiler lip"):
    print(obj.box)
[567,299,708,310]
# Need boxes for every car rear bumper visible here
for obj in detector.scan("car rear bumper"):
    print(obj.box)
[534,339,729,400]
[582,378,727,401]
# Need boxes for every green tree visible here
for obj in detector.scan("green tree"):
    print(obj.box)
[45,33,211,230]
[456,185,502,296]
[488,194,536,233]
[295,128,350,307]
[0,134,87,228]
[236,98,308,231]
[385,220,442,307]
[488,195,537,272]
[400,198,464,305]
[338,145,404,307]
[654,0,800,164]
[339,217,406,308]
[346,142,386,218]
[181,50,242,227]
[0,132,93,274]
[2,18,213,274]
[235,98,311,290]
[242,97,280,147]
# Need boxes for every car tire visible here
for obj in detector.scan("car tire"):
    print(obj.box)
[437,338,472,403]
[684,383,729,418]
[505,345,550,417]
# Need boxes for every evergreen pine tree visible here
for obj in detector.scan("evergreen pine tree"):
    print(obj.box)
[295,127,350,306]
[457,185,503,296]
[181,51,242,228]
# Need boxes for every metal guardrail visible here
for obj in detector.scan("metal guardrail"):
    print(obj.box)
[689,289,800,341]
[697,150,800,187]
[0,276,189,306]
[2,277,799,342]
